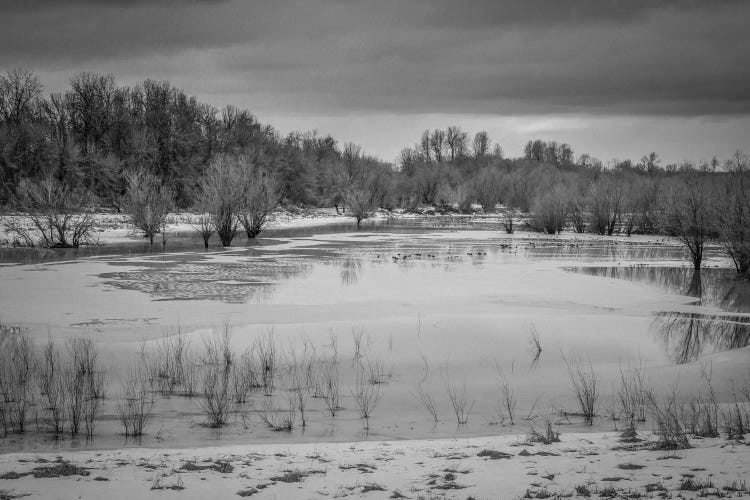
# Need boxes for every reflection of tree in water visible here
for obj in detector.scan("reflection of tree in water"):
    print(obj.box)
[100,258,312,303]
[530,242,688,262]
[573,267,750,313]
[339,258,362,286]
[653,312,750,364]
[686,270,702,299]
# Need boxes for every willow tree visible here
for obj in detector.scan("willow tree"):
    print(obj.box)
[717,151,750,275]
[124,170,174,245]
[198,155,246,247]
[662,171,716,270]
[240,172,277,239]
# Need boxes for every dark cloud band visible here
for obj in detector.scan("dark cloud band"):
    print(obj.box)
[0,0,748,117]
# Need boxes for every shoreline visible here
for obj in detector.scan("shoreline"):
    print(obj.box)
[0,206,704,248]
[0,431,747,499]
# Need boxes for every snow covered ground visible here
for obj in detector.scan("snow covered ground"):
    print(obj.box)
[1,431,748,499]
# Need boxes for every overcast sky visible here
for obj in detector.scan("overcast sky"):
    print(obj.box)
[1,0,748,165]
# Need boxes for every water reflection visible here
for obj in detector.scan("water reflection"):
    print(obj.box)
[653,312,750,363]
[570,266,750,313]
[339,259,362,286]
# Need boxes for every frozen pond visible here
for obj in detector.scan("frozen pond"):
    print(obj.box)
[0,221,747,453]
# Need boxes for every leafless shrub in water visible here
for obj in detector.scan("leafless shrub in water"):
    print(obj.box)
[645,386,691,450]
[260,393,296,432]
[82,393,101,438]
[527,408,561,444]
[149,329,192,396]
[495,364,517,426]
[68,337,106,400]
[199,326,234,427]
[352,361,382,429]
[117,362,155,437]
[193,212,215,249]
[618,363,648,424]
[232,347,259,404]
[446,375,475,425]
[563,352,598,424]
[415,383,439,423]
[59,337,105,437]
[366,357,391,385]
[0,326,35,434]
[682,363,719,438]
[321,334,341,417]
[255,329,277,397]
[722,379,750,440]
[3,175,95,248]
[286,341,312,428]
[37,339,65,434]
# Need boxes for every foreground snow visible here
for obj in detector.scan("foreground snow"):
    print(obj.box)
[0,431,748,499]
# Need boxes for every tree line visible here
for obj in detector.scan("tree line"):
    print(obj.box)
[1,69,749,276]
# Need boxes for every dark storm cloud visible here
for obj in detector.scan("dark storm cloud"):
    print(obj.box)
[1,0,748,117]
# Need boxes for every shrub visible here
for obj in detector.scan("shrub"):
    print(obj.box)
[321,336,341,417]
[532,186,568,234]
[346,188,378,228]
[255,330,277,397]
[661,173,717,269]
[124,170,174,245]
[232,348,259,403]
[527,409,561,444]
[497,372,517,426]
[352,361,382,429]
[61,338,105,437]
[446,377,474,425]
[0,327,35,434]
[415,383,439,423]
[260,394,296,431]
[564,353,598,424]
[198,326,234,427]
[240,174,276,238]
[3,175,95,248]
[645,388,691,450]
[117,363,155,437]
[198,155,246,247]
[148,329,192,396]
[473,167,503,213]
[193,212,215,248]
[37,340,65,434]
[716,158,750,276]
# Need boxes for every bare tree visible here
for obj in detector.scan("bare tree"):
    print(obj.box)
[445,126,468,163]
[124,170,174,245]
[4,175,95,248]
[472,131,490,161]
[240,171,277,239]
[193,212,215,249]
[347,188,377,228]
[430,129,445,163]
[418,130,432,162]
[662,171,716,269]
[588,173,625,236]
[717,151,750,275]
[0,68,43,125]
[0,328,34,434]
[532,186,568,234]
[198,154,246,246]
[473,167,503,213]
